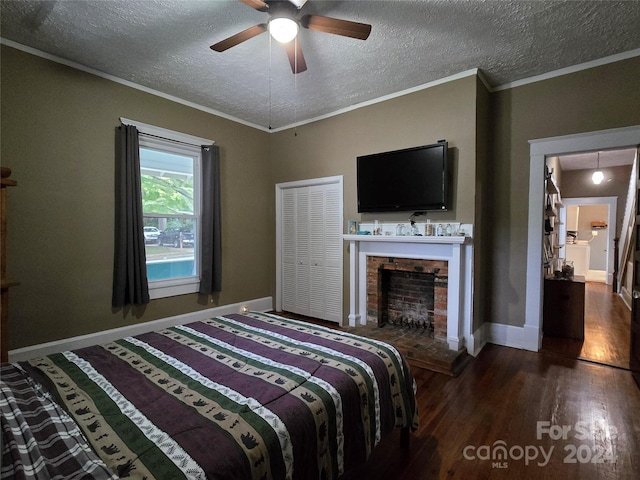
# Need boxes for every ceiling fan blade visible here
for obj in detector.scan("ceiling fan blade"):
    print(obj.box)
[239,0,269,12]
[285,39,307,74]
[301,14,371,40]
[210,24,267,52]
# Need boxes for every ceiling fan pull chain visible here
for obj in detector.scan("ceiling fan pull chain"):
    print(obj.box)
[294,36,298,136]
[269,33,273,130]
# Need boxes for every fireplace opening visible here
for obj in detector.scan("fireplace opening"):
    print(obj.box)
[379,270,435,337]
[367,256,448,342]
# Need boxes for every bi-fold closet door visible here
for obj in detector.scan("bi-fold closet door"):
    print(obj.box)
[280,178,343,323]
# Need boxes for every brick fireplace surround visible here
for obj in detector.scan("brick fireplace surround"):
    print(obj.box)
[344,234,474,354]
[367,256,448,341]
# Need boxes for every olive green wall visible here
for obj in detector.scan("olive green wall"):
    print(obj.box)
[1,45,272,349]
[4,41,638,350]
[270,75,478,225]
[269,75,480,326]
[489,56,640,327]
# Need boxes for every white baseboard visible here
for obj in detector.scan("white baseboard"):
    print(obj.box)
[585,270,607,283]
[448,319,541,357]
[621,287,632,311]
[8,297,273,363]
[473,322,540,353]
[467,324,488,356]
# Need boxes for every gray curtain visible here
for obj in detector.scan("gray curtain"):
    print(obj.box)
[200,145,222,293]
[112,124,150,307]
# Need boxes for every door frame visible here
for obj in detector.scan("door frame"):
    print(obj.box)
[526,126,640,351]
[275,175,344,314]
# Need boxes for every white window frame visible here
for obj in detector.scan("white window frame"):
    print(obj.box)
[121,117,214,299]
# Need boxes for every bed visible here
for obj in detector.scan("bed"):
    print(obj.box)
[1,311,418,479]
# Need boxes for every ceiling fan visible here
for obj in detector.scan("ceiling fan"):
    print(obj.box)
[210,0,372,74]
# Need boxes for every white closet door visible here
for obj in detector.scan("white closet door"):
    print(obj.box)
[281,189,296,313]
[309,186,327,319]
[278,177,343,323]
[294,189,311,316]
[323,183,343,322]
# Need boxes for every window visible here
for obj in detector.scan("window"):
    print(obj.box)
[123,119,214,299]
[140,136,201,298]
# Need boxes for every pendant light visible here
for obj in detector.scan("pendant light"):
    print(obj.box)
[592,152,604,184]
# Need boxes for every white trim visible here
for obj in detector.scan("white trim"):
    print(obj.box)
[493,48,640,92]
[7,297,274,363]
[148,279,200,300]
[526,126,640,352]
[530,126,640,157]
[469,322,539,353]
[276,175,345,190]
[5,37,639,133]
[468,323,488,357]
[486,323,527,350]
[0,38,267,132]
[137,130,203,298]
[585,270,607,283]
[345,235,475,354]
[267,69,480,133]
[120,117,213,146]
[621,261,633,310]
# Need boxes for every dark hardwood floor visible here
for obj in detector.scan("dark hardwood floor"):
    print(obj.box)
[543,281,631,369]
[341,344,640,479]
[277,283,640,479]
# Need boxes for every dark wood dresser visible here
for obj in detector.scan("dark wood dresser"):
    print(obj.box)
[543,278,585,341]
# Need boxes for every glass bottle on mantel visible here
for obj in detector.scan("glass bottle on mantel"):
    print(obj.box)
[425,220,434,236]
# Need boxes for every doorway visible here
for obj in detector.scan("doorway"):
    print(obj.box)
[542,281,631,368]
[526,125,640,353]
[560,197,617,284]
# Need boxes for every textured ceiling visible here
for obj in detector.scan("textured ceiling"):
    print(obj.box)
[2,0,640,131]
[559,148,637,171]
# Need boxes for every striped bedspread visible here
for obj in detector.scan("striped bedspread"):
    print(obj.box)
[9,312,418,480]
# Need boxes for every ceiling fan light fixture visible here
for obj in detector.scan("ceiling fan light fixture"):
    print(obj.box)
[268,17,298,43]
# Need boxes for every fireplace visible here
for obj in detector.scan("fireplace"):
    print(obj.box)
[367,256,448,341]
[344,233,473,353]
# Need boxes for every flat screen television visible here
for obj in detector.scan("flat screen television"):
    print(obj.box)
[357,140,449,213]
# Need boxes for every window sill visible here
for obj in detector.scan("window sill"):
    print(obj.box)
[149,278,200,299]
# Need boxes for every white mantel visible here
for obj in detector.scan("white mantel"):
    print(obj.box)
[344,234,474,354]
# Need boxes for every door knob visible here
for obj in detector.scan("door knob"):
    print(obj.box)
[633,290,640,299]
